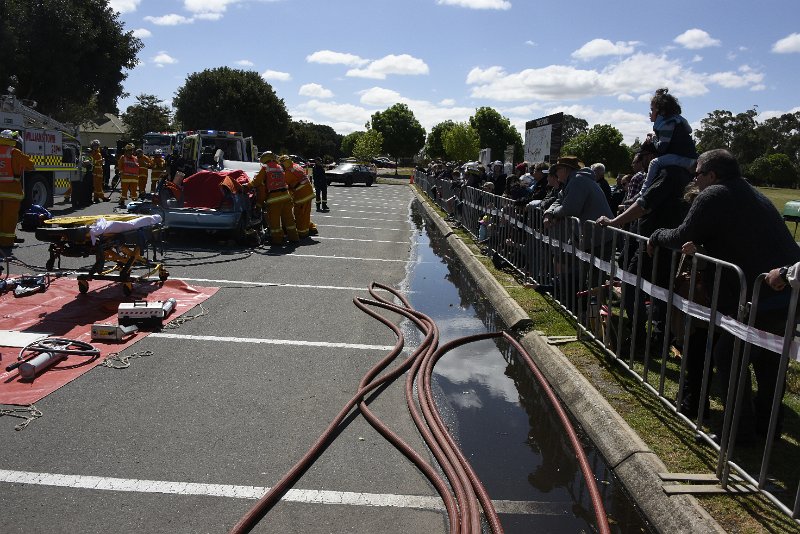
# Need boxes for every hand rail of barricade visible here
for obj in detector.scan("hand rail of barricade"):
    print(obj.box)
[413,172,800,522]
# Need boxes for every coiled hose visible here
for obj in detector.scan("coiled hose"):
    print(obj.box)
[230,282,609,534]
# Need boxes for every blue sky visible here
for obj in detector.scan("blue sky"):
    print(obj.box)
[111,0,800,146]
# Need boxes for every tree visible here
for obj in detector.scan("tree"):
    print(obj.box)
[757,112,800,167]
[425,120,456,161]
[352,129,383,162]
[748,154,799,188]
[469,107,523,162]
[695,108,765,167]
[121,94,171,143]
[561,114,589,146]
[1,0,142,123]
[173,67,290,151]
[443,122,480,162]
[340,132,364,158]
[560,124,632,175]
[283,120,342,160]
[370,103,426,171]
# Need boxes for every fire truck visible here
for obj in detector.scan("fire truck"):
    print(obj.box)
[0,94,83,208]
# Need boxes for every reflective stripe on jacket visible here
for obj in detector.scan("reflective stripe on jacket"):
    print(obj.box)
[120,156,139,181]
[0,146,13,182]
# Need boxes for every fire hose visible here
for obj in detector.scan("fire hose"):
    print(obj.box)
[230,282,610,534]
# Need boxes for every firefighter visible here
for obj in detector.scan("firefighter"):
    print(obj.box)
[89,139,108,202]
[117,143,139,206]
[280,155,317,238]
[312,157,329,212]
[249,151,298,246]
[150,150,167,192]
[0,130,34,254]
[135,148,152,197]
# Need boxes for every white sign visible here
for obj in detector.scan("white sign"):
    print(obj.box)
[524,124,552,164]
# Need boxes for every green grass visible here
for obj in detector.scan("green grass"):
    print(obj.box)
[414,185,800,534]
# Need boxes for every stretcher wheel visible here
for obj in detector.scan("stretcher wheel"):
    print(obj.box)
[122,282,133,296]
[78,279,89,294]
[159,268,169,281]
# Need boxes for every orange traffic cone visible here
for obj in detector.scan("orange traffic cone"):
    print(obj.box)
[409,172,414,184]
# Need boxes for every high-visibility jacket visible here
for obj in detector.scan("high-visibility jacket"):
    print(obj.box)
[151,157,166,181]
[0,145,30,200]
[91,149,103,178]
[0,146,14,182]
[118,155,139,182]
[138,155,152,180]
[249,161,290,206]
[285,163,314,204]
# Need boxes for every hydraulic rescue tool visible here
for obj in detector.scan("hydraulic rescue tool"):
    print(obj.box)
[90,323,138,342]
[5,338,100,381]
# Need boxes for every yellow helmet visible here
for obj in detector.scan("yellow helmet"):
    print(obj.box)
[125,143,134,151]
[259,151,276,163]
[278,155,293,168]
[0,130,15,146]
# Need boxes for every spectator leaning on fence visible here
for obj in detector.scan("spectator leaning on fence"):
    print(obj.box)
[590,163,614,211]
[529,162,550,200]
[596,141,693,349]
[543,156,613,254]
[648,148,800,443]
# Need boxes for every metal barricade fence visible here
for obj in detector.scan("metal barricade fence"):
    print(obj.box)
[413,171,800,522]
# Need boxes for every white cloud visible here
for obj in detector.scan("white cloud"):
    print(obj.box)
[184,0,232,12]
[152,52,178,67]
[750,84,766,92]
[571,39,638,60]
[673,28,720,49]
[772,33,800,54]
[195,12,223,20]
[144,14,194,25]
[691,55,703,62]
[306,50,369,67]
[758,106,800,121]
[525,40,537,47]
[234,60,254,67]
[261,70,291,82]
[299,83,334,99]
[466,53,762,103]
[436,0,512,9]
[131,28,152,39]
[706,65,764,88]
[617,94,635,102]
[108,0,141,14]
[439,98,456,106]
[347,54,429,79]
[294,100,375,134]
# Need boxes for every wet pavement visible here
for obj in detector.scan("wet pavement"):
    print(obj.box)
[405,201,652,533]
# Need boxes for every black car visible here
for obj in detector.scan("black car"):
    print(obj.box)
[326,162,376,186]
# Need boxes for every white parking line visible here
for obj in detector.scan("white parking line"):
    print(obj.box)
[0,469,569,515]
[324,224,407,232]
[315,236,409,244]
[175,277,392,291]
[266,253,408,263]
[149,333,395,351]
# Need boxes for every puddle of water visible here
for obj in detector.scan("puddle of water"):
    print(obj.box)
[404,201,652,533]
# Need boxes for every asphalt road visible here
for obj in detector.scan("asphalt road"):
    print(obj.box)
[0,181,447,533]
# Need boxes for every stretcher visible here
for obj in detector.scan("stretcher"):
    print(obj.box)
[35,214,168,295]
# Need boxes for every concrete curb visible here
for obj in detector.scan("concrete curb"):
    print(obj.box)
[411,185,724,533]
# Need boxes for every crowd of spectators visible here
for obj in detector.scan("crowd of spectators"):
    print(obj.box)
[421,86,800,446]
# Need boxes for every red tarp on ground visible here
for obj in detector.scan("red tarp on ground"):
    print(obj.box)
[0,277,218,405]
[182,169,251,208]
